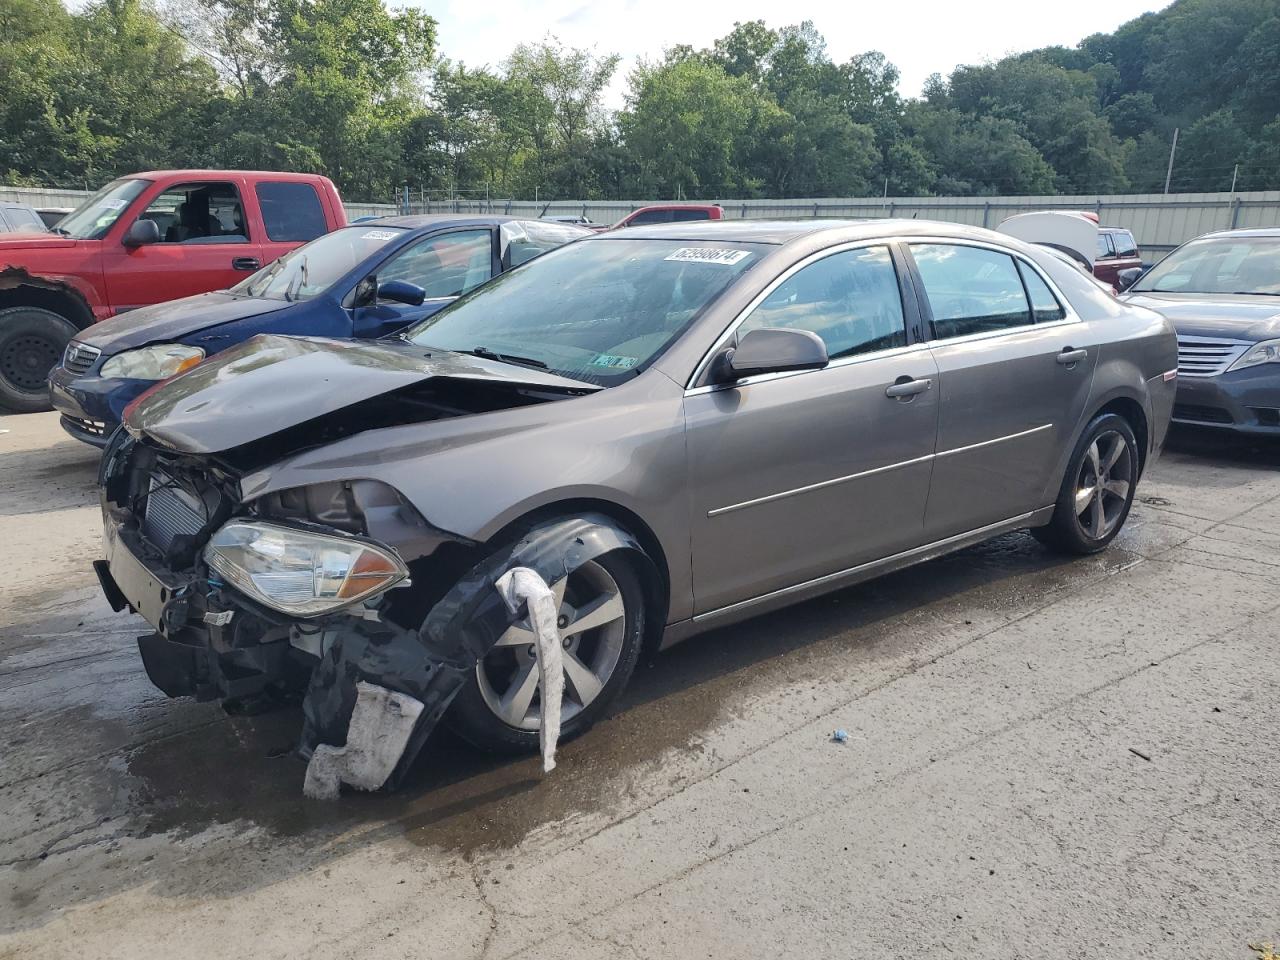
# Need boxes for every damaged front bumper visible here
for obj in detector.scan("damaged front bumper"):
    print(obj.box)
[98,434,651,793]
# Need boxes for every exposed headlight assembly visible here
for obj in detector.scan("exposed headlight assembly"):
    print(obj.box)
[1229,338,1280,371]
[100,344,205,380]
[204,521,408,617]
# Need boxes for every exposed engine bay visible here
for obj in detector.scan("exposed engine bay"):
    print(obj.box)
[96,425,650,793]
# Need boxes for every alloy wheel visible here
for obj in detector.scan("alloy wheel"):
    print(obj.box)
[476,560,628,731]
[1073,429,1133,540]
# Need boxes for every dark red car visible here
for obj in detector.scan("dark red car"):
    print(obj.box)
[1094,226,1143,289]
[609,204,724,230]
[0,170,345,412]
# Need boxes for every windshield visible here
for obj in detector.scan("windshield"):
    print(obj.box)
[232,225,406,302]
[405,238,765,385]
[1134,237,1280,295]
[55,179,149,239]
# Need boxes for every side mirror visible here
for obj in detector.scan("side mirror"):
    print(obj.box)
[712,327,829,383]
[1116,267,1143,292]
[377,279,427,306]
[122,218,160,247]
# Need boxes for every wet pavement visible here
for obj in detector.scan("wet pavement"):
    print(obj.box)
[1,411,1278,959]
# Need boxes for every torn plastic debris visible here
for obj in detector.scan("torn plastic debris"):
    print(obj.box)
[494,567,563,773]
[297,513,654,794]
[831,729,849,744]
[303,681,425,799]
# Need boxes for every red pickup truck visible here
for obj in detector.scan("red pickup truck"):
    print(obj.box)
[0,170,345,412]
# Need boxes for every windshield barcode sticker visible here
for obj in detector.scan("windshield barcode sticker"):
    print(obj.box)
[664,247,751,265]
[590,354,638,369]
[360,230,399,241]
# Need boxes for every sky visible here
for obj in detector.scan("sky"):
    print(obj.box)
[421,0,1169,106]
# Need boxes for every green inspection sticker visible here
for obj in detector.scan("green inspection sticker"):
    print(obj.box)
[590,354,638,369]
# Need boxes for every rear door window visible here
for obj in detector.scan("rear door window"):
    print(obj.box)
[1096,233,1116,259]
[1017,261,1066,323]
[256,182,328,242]
[2,206,43,231]
[910,243,1033,339]
[739,245,907,360]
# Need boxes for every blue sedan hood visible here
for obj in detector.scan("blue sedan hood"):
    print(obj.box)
[79,292,292,354]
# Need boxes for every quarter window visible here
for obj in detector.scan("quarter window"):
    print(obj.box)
[911,244,1032,339]
[739,246,907,360]
[1017,261,1066,323]
[256,182,327,242]
[378,230,493,299]
[626,209,672,226]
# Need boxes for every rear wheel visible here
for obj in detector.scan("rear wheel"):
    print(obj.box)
[0,306,77,413]
[1033,413,1138,555]
[447,551,646,754]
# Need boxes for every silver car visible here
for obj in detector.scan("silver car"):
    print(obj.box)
[1123,227,1280,434]
[96,219,1177,788]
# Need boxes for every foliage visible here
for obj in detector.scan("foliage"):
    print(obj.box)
[2,0,1280,200]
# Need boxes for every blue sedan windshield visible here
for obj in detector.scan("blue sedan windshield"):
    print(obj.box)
[233,225,406,302]
[406,238,765,385]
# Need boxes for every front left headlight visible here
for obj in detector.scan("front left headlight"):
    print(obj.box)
[1229,338,1280,371]
[100,344,205,380]
[204,520,408,617]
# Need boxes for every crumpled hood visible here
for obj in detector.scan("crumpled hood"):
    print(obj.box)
[124,333,598,454]
[1123,292,1280,342]
[79,292,291,354]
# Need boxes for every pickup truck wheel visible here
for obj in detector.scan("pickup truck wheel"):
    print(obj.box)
[447,552,646,755]
[0,306,77,413]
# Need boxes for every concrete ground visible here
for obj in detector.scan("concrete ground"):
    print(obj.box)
[1,410,1278,960]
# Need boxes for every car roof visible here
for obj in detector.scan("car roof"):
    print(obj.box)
[356,214,518,230]
[590,218,1025,246]
[128,169,334,182]
[1194,227,1280,241]
[355,214,594,236]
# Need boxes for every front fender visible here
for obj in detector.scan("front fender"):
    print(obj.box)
[300,513,653,788]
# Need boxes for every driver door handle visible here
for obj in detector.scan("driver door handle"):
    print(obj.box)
[1057,347,1088,365]
[232,257,261,271]
[885,377,933,399]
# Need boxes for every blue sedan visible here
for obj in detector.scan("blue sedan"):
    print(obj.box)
[47,215,590,445]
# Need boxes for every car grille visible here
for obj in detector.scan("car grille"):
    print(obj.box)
[61,415,107,438]
[62,341,101,375]
[1175,336,1251,378]
[143,474,210,552]
[1173,403,1233,424]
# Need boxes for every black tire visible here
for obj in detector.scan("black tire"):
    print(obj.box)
[447,550,647,755]
[1032,412,1139,555]
[0,306,78,413]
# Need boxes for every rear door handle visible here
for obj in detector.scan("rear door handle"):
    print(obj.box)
[885,377,933,399]
[1057,347,1088,365]
[232,257,261,271]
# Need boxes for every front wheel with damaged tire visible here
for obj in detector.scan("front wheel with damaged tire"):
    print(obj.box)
[447,552,646,754]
